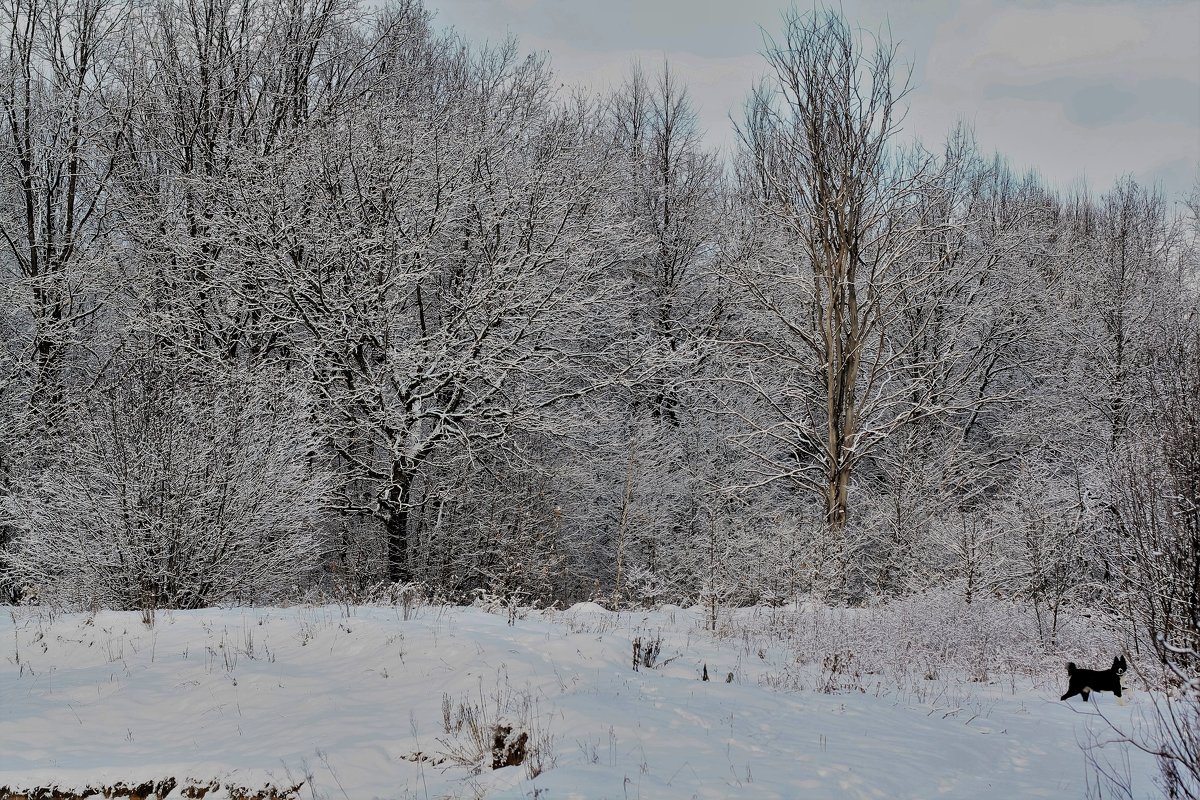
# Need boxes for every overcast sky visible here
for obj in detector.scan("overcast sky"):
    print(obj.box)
[426,0,1199,203]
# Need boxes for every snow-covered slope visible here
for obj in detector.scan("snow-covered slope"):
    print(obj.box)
[0,603,1160,799]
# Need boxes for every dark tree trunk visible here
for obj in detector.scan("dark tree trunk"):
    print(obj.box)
[385,469,413,584]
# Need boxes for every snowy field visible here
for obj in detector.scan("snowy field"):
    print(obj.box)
[0,599,1163,799]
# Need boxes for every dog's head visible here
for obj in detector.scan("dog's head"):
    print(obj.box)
[1113,655,1127,675]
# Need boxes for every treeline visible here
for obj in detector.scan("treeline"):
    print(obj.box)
[0,0,1196,647]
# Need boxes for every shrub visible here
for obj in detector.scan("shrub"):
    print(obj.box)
[3,363,328,609]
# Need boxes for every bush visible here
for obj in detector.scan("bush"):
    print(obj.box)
[3,363,329,609]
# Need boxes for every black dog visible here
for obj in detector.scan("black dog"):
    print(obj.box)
[1060,655,1126,702]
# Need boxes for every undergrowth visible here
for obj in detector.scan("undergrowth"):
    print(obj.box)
[718,590,1126,699]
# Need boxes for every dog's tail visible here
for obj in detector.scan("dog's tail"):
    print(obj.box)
[1066,662,1076,675]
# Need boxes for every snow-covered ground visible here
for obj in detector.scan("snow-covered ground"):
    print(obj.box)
[1,601,1163,799]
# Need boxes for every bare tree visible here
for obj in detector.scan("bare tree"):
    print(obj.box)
[1110,319,1200,799]
[593,61,723,604]
[110,0,374,361]
[610,60,720,419]
[0,0,130,410]
[1085,178,1171,451]
[0,0,135,592]
[729,10,1000,595]
[858,135,1062,594]
[1100,182,1200,799]
[272,33,631,585]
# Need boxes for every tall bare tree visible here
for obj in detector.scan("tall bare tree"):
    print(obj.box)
[597,61,724,603]
[732,10,945,536]
[0,0,130,411]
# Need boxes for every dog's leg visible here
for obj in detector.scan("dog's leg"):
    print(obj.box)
[1082,688,1090,702]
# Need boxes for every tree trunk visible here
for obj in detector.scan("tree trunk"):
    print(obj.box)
[385,469,413,584]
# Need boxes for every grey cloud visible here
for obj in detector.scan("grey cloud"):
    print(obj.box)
[984,77,1200,128]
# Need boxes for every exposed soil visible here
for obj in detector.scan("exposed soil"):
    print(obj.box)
[0,778,302,800]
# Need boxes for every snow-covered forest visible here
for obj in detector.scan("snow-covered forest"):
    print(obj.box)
[0,0,1198,795]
